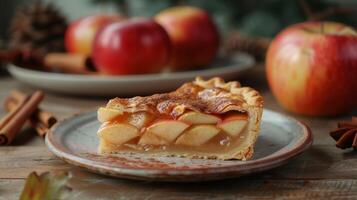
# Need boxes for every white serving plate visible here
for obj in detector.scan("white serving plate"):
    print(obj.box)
[8,53,254,96]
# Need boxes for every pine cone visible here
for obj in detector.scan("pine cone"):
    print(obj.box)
[9,1,67,56]
[223,31,271,61]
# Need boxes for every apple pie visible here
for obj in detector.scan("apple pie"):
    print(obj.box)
[97,77,263,160]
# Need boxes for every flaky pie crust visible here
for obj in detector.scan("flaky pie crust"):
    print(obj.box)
[100,77,263,160]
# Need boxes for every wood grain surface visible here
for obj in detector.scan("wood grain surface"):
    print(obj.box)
[0,66,356,199]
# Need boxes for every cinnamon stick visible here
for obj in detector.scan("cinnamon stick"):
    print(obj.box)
[1,49,97,74]
[4,99,50,138]
[0,91,44,145]
[43,53,96,74]
[7,90,57,128]
[0,96,28,144]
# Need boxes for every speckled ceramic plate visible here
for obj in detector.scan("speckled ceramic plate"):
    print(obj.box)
[46,109,312,182]
[8,53,254,96]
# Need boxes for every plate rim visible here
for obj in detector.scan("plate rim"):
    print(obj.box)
[8,53,255,82]
[45,109,312,180]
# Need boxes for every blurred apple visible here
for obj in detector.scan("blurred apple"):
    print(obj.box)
[266,21,357,116]
[92,18,171,75]
[65,14,124,56]
[155,6,219,70]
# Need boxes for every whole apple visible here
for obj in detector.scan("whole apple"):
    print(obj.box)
[266,21,357,116]
[65,14,124,56]
[155,6,219,70]
[92,18,171,75]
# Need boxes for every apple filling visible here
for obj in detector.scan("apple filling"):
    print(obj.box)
[96,77,264,160]
[97,107,250,157]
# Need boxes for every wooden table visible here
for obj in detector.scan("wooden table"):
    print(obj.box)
[0,66,356,199]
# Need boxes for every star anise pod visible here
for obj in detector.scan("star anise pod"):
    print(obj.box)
[330,116,357,150]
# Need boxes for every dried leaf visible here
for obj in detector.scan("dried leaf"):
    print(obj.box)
[20,171,72,200]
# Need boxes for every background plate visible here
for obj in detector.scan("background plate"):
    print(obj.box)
[8,53,254,96]
[46,109,312,182]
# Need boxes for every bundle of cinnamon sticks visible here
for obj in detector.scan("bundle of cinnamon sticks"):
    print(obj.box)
[0,90,57,145]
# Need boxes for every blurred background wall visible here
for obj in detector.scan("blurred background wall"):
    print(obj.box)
[1,0,357,43]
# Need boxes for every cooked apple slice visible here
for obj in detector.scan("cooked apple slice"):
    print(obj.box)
[98,123,139,145]
[138,131,169,145]
[126,112,155,129]
[98,138,116,154]
[175,125,220,146]
[97,107,123,123]
[218,113,248,137]
[147,120,189,142]
[178,111,221,124]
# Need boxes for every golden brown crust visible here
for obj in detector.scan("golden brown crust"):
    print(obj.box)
[107,77,263,118]
[101,77,264,160]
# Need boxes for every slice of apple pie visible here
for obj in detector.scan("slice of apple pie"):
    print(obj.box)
[97,77,263,160]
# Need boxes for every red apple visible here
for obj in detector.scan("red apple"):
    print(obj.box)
[65,14,124,56]
[155,6,219,70]
[266,21,357,116]
[92,18,171,75]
